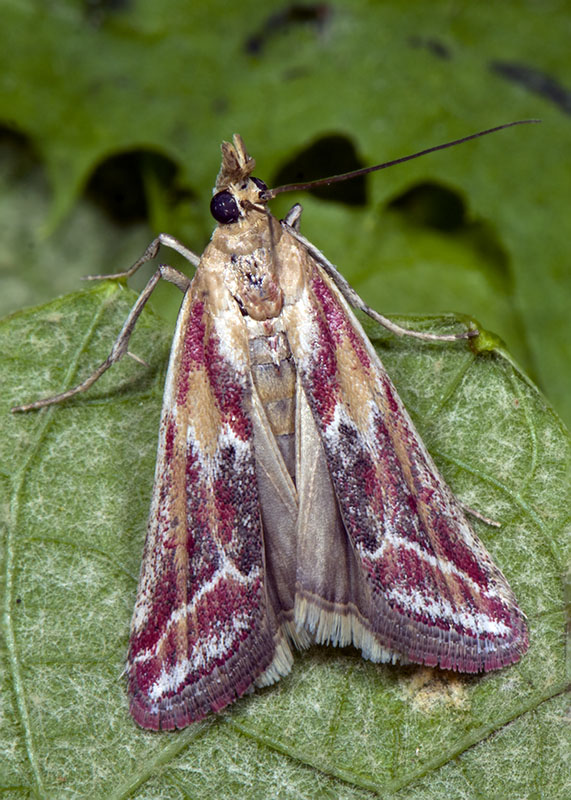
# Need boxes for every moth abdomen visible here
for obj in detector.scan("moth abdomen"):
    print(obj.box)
[248,329,297,478]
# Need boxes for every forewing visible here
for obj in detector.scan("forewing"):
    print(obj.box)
[127,273,280,730]
[286,255,528,673]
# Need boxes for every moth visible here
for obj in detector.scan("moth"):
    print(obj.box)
[14,125,534,730]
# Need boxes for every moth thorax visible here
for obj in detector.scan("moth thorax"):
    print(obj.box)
[249,331,297,479]
[225,249,284,321]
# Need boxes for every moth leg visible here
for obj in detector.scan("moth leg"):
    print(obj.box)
[355,304,478,342]
[287,226,479,342]
[460,503,501,528]
[282,203,303,231]
[12,264,190,412]
[84,233,201,280]
[328,268,479,343]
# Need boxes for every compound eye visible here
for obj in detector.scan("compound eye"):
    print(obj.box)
[250,176,267,192]
[210,190,240,224]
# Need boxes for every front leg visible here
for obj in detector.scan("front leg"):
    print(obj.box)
[12,264,190,412]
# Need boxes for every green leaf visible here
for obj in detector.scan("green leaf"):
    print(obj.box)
[1,284,568,799]
[0,0,569,426]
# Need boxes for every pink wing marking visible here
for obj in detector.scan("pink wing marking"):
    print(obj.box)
[127,287,278,730]
[291,265,528,672]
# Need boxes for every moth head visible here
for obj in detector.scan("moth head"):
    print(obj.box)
[210,176,268,225]
[211,134,268,225]
[209,121,541,225]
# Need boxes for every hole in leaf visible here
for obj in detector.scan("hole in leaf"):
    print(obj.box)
[490,61,571,114]
[408,35,451,60]
[271,134,367,206]
[388,180,510,282]
[85,150,178,224]
[0,125,42,177]
[83,0,130,27]
[388,182,465,231]
[245,3,332,55]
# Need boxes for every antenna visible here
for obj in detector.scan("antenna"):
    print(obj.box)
[263,120,541,200]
